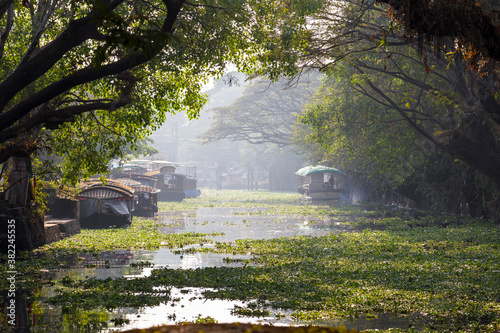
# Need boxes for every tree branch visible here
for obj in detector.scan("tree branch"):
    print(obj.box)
[354,65,444,148]
[0,0,13,19]
[0,2,12,62]
[0,0,185,136]
[0,98,130,144]
[0,5,115,111]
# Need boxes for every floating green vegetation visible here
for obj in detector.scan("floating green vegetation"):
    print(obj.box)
[50,276,173,310]
[38,217,224,255]
[157,189,302,213]
[111,317,130,326]
[47,221,500,331]
[177,316,219,324]
[3,190,500,332]
[166,222,499,332]
[158,189,364,219]
[232,305,271,317]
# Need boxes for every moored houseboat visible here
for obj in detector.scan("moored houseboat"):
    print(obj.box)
[146,170,186,202]
[296,165,347,200]
[77,180,134,228]
[129,174,157,188]
[145,164,201,201]
[184,176,201,198]
[114,178,160,217]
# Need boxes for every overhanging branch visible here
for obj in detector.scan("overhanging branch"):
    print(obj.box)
[0,99,130,143]
[0,0,185,135]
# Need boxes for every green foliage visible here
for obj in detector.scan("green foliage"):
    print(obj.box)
[1,0,327,185]
[299,64,431,190]
[294,0,500,214]
[232,304,271,317]
[1,190,500,331]
[192,316,219,324]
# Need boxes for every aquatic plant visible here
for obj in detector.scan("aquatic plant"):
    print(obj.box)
[2,190,500,332]
[48,220,500,331]
[38,217,224,254]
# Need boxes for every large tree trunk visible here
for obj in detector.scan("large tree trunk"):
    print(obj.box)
[1,157,46,253]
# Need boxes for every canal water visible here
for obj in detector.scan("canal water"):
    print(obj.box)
[27,206,414,332]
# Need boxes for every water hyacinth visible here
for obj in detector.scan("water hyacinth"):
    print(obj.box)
[39,217,224,254]
[1,189,499,332]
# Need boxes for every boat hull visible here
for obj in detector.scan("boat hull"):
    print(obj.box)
[80,213,131,229]
[306,190,345,200]
[78,195,133,228]
[157,190,185,202]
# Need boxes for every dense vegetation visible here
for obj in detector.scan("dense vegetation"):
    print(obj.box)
[0,0,322,184]
[182,0,500,218]
[2,0,500,219]
[2,0,500,329]
[1,190,499,332]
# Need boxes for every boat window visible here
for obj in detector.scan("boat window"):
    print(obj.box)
[323,173,330,183]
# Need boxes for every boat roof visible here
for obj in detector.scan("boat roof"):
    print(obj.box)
[113,179,160,194]
[132,185,161,194]
[144,170,160,177]
[295,165,346,176]
[114,178,142,187]
[78,179,134,198]
[144,170,186,178]
[129,174,157,181]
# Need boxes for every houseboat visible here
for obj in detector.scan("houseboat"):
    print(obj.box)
[77,180,134,228]
[146,170,186,202]
[145,164,201,201]
[129,174,157,188]
[184,176,201,198]
[114,178,160,217]
[296,165,347,200]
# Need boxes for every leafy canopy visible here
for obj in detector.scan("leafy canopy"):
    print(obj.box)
[0,0,324,184]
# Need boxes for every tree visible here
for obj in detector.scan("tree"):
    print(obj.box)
[203,71,322,147]
[299,63,492,214]
[377,0,500,66]
[373,0,500,187]
[0,0,323,184]
[297,0,500,215]
[199,72,322,191]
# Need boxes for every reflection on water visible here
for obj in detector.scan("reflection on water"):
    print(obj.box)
[156,207,348,243]
[60,249,135,268]
[8,205,409,332]
[139,249,250,271]
[313,312,422,332]
[109,287,262,331]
